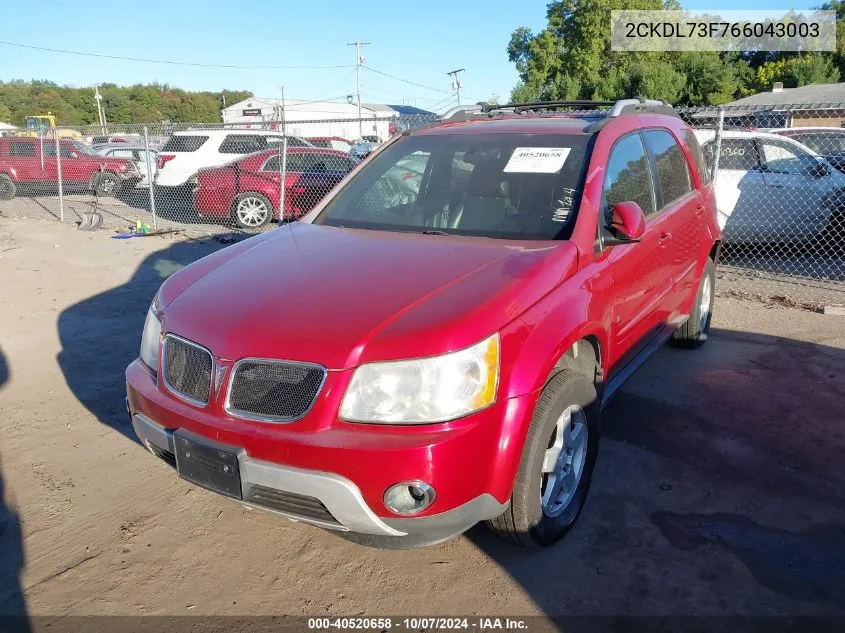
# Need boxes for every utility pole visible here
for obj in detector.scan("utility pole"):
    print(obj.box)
[347,41,370,138]
[447,68,465,106]
[93,85,106,134]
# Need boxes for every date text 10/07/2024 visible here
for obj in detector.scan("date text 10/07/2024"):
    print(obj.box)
[307,617,530,630]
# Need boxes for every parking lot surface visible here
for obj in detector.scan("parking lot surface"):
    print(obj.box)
[0,217,843,620]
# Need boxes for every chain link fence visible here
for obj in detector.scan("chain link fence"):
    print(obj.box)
[0,105,842,304]
[675,103,845,306]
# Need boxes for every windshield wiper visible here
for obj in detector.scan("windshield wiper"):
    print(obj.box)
[420,229,452,236]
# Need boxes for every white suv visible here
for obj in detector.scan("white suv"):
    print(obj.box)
[155,130,313,187]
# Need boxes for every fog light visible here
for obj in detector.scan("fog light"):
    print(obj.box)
[383,481,436,515]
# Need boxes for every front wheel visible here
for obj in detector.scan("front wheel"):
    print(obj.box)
[672,257,715,348]
[232,193,273,229]
[486,369,600,547]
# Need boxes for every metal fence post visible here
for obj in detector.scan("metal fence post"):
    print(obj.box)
[55,132,64,222]
[143,126,157,230]
[277,95,287,225]
[711,107,724,182]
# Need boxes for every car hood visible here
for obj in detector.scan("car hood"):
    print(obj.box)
[160,223,576,369]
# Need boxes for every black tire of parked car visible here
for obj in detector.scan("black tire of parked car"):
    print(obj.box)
[818,209,845,255]
[671,257,715,348]
[486,369,600,548]
[92,172,122,197]
[0,174,16,201]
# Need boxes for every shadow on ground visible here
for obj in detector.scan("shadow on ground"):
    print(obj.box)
[468,328,845,621]
[56,233,246,444]
[0,348,29,628]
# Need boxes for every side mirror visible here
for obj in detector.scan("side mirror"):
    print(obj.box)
[810,161,830,177]
[606,201,646,244]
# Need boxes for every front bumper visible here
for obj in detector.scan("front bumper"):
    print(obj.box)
[131,411,506,545]
[125,359,530,546]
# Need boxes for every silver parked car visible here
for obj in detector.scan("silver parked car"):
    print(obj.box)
[92,144,158,188]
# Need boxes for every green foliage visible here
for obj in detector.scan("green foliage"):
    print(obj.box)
[0,81,252,126]
[508,1,845,105]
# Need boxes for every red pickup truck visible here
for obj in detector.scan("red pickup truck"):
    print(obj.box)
[0,137,140,200]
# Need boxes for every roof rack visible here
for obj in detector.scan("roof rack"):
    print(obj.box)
[441,98,678,122]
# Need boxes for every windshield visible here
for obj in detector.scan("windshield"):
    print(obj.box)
[313,133,592,240]
[70,141,98,156]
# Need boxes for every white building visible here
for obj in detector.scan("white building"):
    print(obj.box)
[220,98,396,142]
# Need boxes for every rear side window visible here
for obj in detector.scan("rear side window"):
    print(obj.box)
[219,135,268,154]
[683,129,710,184]
[703,139,760,171]
[603,134,656,220]
[43,145,75,158]
[161,136,208,152]
[643,130,692,207]
[264,153,356,172]
[9,142,36,157]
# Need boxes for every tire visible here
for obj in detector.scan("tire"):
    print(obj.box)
[817,210,845,255]
[672,257,715,349]
[232,193,273,229]
[0,174,16,200]
[93,172,121,197]
[486,369,600,548]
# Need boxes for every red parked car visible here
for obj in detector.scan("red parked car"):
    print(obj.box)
[193,147,357,228]
[0,137,140,200]
[126,99,721,549]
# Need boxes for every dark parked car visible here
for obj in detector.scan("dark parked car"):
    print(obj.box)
[772,127,845,173]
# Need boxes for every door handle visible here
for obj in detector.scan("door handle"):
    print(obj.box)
[695,204,705,215]
[659,232,672,243]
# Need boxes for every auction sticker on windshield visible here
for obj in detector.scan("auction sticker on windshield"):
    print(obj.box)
[504,147,571,173]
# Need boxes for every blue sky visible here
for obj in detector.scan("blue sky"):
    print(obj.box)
[1,0,821,113]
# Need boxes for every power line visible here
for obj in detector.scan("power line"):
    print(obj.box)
[0,40,354,70]
[362,66,450,94]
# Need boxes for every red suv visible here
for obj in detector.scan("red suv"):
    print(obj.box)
[125,99,720,548]
[0,138,140,200]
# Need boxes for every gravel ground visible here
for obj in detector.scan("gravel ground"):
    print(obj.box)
[0,217,843,627]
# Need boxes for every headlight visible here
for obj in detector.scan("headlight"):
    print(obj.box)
[339,333,499,424]
[139,303,162,372]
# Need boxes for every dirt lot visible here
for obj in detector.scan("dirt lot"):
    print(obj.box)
[0,217,844,624]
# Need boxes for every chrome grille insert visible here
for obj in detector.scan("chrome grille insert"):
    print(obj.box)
[162,334,213,406]
[226,358,326,422]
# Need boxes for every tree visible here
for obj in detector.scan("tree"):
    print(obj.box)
[507,1,845,105]
[753,54,840,91]
[0,81,253,125]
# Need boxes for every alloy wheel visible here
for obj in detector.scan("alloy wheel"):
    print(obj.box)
[540,404,588,518]
[236,197,269,227]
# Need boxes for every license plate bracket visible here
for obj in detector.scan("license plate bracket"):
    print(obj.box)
[173,432,242,500]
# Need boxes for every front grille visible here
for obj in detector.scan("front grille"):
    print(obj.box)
[162,335,213,405]
[227,360,325,421]
[246,486,339,525]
